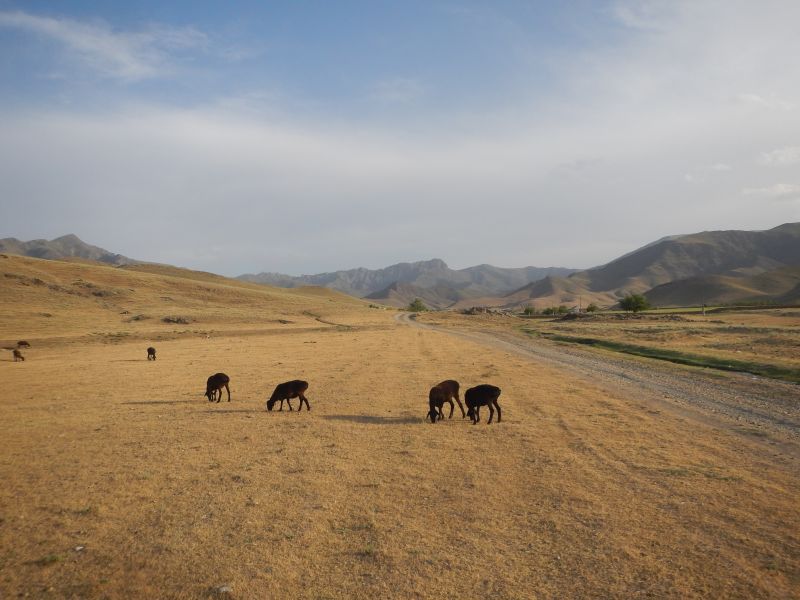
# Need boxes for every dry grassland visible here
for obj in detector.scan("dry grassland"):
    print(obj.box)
[517,310,800,373]
[1,256,799,598]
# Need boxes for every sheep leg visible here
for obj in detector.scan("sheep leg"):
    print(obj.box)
[278,399,284,411]
[447,399,454,419]
[494,400,501,423]
[299,393,310,411]
[487,403,494,424]
[216,387,221,403]
[286,398,293,411]
[454,394,466,418]
[225,383,231,402]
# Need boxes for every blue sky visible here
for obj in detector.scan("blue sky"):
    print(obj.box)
[1,1,798,275]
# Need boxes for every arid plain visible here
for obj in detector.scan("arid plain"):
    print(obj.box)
[1,254,799,599]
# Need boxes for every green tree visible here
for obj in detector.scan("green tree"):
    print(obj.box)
[586,303,599,313]
[407,298,428,312]
[619,294,650,313]
[523,305,536,316]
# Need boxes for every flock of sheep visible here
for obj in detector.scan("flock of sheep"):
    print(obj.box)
[201,369,502,425]
[10,341,503,425]
[200,368,502,425]
[188,346,504,425]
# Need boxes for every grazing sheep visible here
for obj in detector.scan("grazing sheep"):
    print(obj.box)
[12,349,25,362]
[17,340,30,348]
[428,385,447,422]
[266,380,310,412]
[465,384,502,424]
[147,347,156,361]
[205,373,231,403]
[437,380,463,419]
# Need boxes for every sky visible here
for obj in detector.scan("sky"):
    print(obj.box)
[0,0,798,276]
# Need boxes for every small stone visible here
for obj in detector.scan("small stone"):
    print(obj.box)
[216,585,232,594]
[74,546,85,552]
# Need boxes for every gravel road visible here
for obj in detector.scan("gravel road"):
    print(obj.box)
[397,312,800,454]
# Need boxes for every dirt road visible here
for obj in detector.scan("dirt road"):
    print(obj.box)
[397,312,800,454]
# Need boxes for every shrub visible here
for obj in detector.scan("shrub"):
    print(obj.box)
[407,298,428,312]
[619,294,651,313]
[162,315,193,324]
[523,305,536,316]
[586,303,599,313]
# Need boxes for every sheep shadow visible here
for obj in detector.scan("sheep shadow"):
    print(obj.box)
[204,408,263,414]
[322,414,421,425]
[122,400,196,405]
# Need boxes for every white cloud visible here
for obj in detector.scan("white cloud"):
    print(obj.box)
[736,93,795,111]
[612,0,674,31]
[2,3,800,274]
[742,183,800,200]
[684,163,732,183]
[758,146,800,166]
[0,10,206,81]
[368,78,426,103]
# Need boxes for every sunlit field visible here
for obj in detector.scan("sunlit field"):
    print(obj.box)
[1,256,798,598]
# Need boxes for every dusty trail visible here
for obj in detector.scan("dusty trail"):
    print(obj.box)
[397,312,800,455]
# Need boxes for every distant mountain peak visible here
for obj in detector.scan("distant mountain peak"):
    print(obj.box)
[53,233,83,243]
[0,234,136,266]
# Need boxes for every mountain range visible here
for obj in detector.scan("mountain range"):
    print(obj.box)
[460,222,800,309]
[238,260,577,307]
[3,223,799,309]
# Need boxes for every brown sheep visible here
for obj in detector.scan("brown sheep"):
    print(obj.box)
[428,385,447,422]
[465,384,502,424]
[12,349,25,362]
[205,373,231,402]
[438,380,463,418]
[266,380,310,411]
[147,347,156,361]
[427,380,463,422]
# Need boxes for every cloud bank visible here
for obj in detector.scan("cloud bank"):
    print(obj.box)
[0,2,798,276]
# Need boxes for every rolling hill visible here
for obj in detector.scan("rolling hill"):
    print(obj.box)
[0,252,372,344]
[644,265,800,307]
[0,234,136,266]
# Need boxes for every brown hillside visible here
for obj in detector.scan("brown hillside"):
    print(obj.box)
[472,222,800,309]
[645,266,800,307]
[0,253,373,344]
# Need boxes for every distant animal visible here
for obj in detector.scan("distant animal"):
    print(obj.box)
[205,373,231,403]
[465,384,502,424]
[17,340,30,348]
[427,380,464,422]
[266,380,310,412]
[147,347,156,361]
[12,349,25,362]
